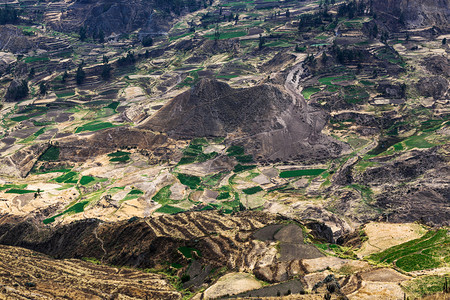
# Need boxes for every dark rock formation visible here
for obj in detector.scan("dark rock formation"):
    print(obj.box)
[372,0,450,31]
[143,79,349,162]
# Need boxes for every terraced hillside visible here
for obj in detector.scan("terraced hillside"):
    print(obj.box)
[0,0,448,298]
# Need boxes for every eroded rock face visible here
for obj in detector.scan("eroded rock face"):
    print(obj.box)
[50,0,205,35]
[0,143,49,178]
[143,79,349,162]
[416,76,449,99]
[56,127,174,163]
[372,0,450,30]
[0,245,181,299]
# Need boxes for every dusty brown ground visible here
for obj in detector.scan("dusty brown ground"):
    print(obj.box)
[0,245,180,299]
[357,222,427,257]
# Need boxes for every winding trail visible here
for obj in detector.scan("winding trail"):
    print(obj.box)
[93,226,107,262]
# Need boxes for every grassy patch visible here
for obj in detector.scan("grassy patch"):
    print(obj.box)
[205,31,247,40]
[5,189,38,194]
[155,205,184,214]
[56,91,75,98]
[24,56,49,63]
[75,121,116,133]
[178,246,201,259]
[43,201,89,224]
[79,176,95,185]
[54,171,78,183]
[39,146,60,161]
[279,169,326,178]
[318,75,354,86]
[107,151,131,157]
[177,173,201,190]
[0,184,27,191]
[178,141,217,165]
[109,155,130,162]
[403,134,435,149]
[233,164,256,173]
[402,276,449,298]
[123,189,144,201]
[302,87,321,100]
[152,185,172,205]
[242,186,263,195]
[227,145,245,156]
[368,229,449,272]
[217,192,230,200]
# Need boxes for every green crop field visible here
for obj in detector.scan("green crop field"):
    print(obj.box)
[79,176,95,185]
[302,87,321,99]
[75,122,116,133]
[279,169,326,178]
[242,186,263,195]
[5,189,38,194]
[54,171,78,183]
[107,151,131,157]
[152,185,172,205]
[177,173,201,189]
[178,246,201,259]
[155,205,185,214]
[43,201,89,224]
[368,229,449,272]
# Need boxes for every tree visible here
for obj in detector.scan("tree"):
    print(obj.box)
[6,80,28,101]
[102,55,109,64]
[286,9,290,18]
[79,26,87,41]
[258,34,265,50]
[101,63,111,80]
[443,38,447,45]
[142,36,153,47]
[28,67,35,78]
[76,65,85,85]
[214,25,220,41]
[39,82,47,95]
[62,70,68,82]
[98,30,105,43]
[321,52,328,65]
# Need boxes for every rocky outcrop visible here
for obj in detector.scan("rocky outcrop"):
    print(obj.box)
[0,212,329,284]
[56,127,175,163]
[143,79,349,162]
[371,0,450,31]
[50,0,207,36]
[0,143,49,178]
[416,76,449,99]
[0,245,181,299]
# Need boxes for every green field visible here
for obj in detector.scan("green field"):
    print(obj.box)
[152,185,172,205]
[205,31,247,40]
[79,176,95,185]
[178,246,201,259]
[155,205,185,214]
[402,276,449,298]
[318,75,354,86]
[5,189,38,194]
[43,201,89,224]
[177,173,201,189]
[368,229,449,272]
[24,56,49,63]
[54,171,78,183]
[242,186,263,195]
[279,169,327,178]
[123,189,144,201]
[302,87,321,100]
[108,151,131,157]
[75,122,116,133]
[39,146,60,161]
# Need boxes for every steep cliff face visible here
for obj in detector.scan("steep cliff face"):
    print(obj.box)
[372,0,450,30]
[51,0,205,35]
[143,79,350,162]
